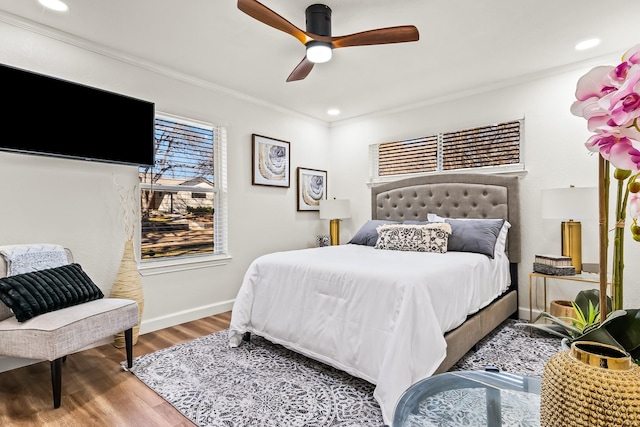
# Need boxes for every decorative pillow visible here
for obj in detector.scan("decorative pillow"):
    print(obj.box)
[374,223,452,253]
[349,220,400,246]
[494,220,511,257]
[0,263,104,322]
[445,218,506,258]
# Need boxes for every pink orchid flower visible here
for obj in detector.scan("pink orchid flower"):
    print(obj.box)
[585,132,640,171]
[571,66,617,122]
[572,65,616,102]
[600,65,640,126]
[622,44,640,65]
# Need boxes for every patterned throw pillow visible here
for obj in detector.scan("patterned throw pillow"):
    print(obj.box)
[374,223,452,253]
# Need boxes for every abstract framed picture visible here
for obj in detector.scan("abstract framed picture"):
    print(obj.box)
[252,134,290,187]
[297,167,327,211]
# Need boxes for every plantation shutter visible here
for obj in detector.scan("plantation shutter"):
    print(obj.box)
[372,119,522,180]
[441,121,521,170]
[377,136,439,176]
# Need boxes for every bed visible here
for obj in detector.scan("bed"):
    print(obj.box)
[229,173,521,424]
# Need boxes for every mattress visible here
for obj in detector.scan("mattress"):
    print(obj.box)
[229,244,510,424]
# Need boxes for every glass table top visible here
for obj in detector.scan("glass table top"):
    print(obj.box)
[392,370,541,427]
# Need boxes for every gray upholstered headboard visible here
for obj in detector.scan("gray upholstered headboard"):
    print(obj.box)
[371,173,521,263]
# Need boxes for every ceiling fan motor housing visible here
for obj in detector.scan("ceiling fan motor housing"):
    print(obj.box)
[306,4,331,36]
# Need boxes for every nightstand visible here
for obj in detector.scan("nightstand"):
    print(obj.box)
[528,271,611,322]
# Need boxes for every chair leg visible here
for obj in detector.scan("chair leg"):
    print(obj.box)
[125,328,133,369]
[50,358,63,408]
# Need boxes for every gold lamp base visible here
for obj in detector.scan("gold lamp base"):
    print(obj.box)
[561,220,582,273]
[329,219,340,245]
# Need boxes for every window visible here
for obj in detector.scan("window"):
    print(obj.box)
[370,119,523,182]
[139,114,228,270]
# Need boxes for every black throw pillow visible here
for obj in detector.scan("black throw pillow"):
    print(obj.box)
[0,263,104,322]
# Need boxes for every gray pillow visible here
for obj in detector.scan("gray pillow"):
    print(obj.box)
[349,220,399,246]
[445,218,505,258]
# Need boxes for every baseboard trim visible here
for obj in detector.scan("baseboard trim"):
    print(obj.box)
[140,299,234,334]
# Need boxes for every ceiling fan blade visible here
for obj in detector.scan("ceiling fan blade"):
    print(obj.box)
[237,0,311,45]
[286,57,314,82]
[330,25,419,49]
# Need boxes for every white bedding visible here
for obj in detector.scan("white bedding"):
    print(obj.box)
[229,244,510,424]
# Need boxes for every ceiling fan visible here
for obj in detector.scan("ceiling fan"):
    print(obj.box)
[237,0,420,82]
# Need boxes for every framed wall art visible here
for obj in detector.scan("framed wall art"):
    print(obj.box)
[252,134,290,187]
[297,167,327,211]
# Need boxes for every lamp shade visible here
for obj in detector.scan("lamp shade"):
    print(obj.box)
[541,187,598,220]
[319,199,350,220]
[306,42,332,63]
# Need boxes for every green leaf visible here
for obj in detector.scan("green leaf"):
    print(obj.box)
[569,328,625,352]
[603,309,640,354]
[575,289,612,317]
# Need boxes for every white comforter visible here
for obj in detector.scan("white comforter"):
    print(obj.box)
[229,244,510,424]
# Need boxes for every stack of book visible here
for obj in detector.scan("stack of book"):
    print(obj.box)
[533,254,575,276]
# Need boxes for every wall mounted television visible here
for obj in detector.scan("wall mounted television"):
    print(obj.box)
[0,63,155,166]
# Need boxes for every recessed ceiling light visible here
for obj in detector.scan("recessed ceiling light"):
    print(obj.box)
[327,108,340,116]
[38,0,69,12]
[575,38,600,51]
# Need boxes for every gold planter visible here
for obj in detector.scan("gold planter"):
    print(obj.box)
[549,300,577,324]
[109,240,144,348]
[541,341,640,426]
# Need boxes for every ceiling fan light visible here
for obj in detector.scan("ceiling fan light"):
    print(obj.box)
[306,42,332,64]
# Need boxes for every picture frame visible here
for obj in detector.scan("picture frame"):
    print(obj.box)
[252,134,290,187]
[296,167,327,211]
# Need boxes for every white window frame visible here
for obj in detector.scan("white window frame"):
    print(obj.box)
[138,113,229,276]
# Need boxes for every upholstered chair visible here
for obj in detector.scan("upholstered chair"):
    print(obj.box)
[0,247,139,408]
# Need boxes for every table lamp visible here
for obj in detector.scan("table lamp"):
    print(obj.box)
[319,198,350,245]
[541,186,598,273]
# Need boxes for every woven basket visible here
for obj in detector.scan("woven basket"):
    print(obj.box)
[549,300,577,324]
[541,341,640,426]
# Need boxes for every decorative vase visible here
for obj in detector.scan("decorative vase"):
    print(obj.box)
[109,240,144,348]
[541,341,640,427]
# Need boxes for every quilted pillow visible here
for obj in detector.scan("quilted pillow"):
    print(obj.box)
[0,263,104,322]
[375,223,452,253]
[349,220,400,246]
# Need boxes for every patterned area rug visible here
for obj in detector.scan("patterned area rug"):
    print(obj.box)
[127,319,561,427]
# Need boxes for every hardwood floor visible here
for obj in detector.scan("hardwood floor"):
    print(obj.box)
[0,311,231,426]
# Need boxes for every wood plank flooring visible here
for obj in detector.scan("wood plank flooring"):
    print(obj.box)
[0,311,231,426]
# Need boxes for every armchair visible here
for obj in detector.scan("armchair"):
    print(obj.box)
[0,246,139,408]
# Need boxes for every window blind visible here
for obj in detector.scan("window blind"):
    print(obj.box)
[377,136,438,176]
[139,114,227,261]
[372,119,522,179]
[441,121,521,170]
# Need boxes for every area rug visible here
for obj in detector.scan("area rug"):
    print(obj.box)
[126,319,561,427]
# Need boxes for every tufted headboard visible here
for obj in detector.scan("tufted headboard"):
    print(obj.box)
[371,173,521,262]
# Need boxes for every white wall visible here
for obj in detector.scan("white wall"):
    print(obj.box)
[0,21,331,371]
[2,19,640,373]
[328,55,640,319]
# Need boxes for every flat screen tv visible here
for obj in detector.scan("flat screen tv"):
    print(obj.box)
[0,63,155,166]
